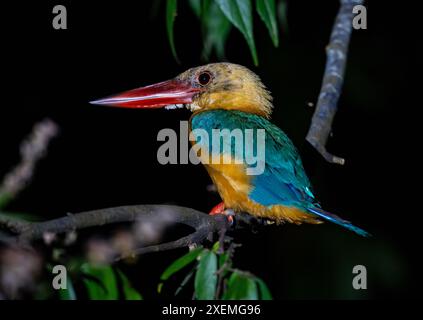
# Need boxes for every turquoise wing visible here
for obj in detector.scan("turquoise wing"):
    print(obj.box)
[191,110,318,210]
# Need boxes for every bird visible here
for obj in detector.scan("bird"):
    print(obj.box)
[91,63,369,236]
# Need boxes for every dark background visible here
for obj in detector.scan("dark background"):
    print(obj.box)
[0,1,419,299]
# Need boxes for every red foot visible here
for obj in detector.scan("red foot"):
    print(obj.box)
[209,202,234,224]
[209,202,226,215]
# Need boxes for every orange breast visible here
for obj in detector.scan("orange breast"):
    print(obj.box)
[200,156,319,225]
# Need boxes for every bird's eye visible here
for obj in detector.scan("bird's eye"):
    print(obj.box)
[198,72,211,86]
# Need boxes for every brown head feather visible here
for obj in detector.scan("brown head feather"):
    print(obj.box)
[176,63,273,118]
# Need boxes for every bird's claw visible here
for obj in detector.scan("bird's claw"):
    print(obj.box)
[209,202,234,225]
[209,202,226,215]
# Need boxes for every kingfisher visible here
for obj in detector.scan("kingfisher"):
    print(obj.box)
[91,63,368,236]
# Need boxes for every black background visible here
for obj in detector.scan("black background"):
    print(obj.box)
[0,1,419,299]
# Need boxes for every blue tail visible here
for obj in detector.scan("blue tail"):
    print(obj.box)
[307,207,370,237]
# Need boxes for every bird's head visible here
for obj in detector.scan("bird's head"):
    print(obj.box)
[91,63,273,118]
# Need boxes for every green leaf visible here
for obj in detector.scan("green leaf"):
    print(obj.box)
[158,247,203,294]
[256,0,279,47]
[219,252,229,268]
[218,251,231,278]
[157,282,164,294]
[160,247,203,281]
[194,250,218,299]
[116,269,143,300]
[59,275,76,300]
[81,263,118,300]
[201,0,231,60]
[223,272,258,300]
[189,0,202,17]
[215,0,258,65]
[255,277,272,300]
[166,0,179,63]
[212,241,220,253]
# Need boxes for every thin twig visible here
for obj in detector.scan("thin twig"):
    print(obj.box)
[0,118,59,207]
[116,226,211,261]
[215,242,239,299]
[306,0,363,164]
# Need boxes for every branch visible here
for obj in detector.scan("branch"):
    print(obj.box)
[0,205,241,259]
[0,213,31,234]
[0,118,59,207]
[306,0,363,165]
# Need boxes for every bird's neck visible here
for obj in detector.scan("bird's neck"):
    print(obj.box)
[195,92,273,119]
